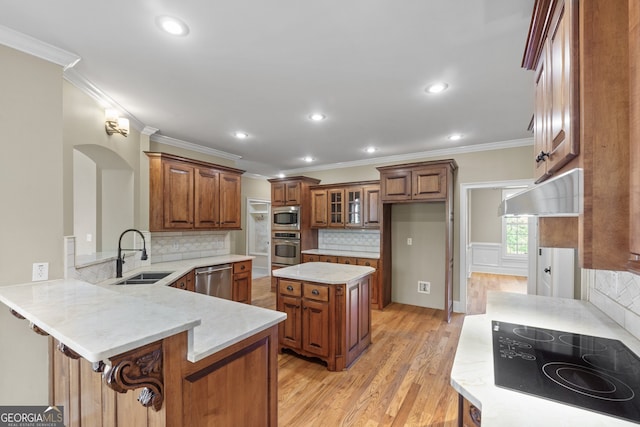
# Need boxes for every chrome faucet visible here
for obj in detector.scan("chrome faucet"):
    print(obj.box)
[116,229,148,278]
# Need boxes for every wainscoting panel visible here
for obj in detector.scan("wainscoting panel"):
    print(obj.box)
[470,242,528,277]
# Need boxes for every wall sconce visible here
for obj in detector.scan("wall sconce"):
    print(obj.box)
[105,109,130,137]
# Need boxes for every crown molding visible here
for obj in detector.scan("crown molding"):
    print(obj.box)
[0,25,80,69]
[63,68,146,132]
[142,126,159,136]
[150,134,242,161]
[280,137,534,174]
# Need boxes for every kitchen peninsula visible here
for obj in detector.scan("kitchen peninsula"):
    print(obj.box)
[452,292,640,426]
[0,262,286,427]
[273,262,374,371]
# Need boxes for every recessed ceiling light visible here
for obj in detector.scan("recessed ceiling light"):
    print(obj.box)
[233,131,249,139]
[448,133,463,141]
[303,156,314,162]
[278,173,286,178]
[425,82,449,94]
[156,16,190,36]
[309,113,326,122]
[365,147,377,154]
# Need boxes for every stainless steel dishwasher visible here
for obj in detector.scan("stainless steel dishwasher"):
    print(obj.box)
[194,264,233,299]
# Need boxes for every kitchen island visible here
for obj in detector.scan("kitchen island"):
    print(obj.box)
[451,292,640,426]
[273,262,374,371]
[0,271,286,427]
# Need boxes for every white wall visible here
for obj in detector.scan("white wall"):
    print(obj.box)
[0,44,64,405]
[73,149,97,255]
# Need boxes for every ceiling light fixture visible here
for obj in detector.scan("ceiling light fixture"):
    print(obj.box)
[233,131,249,139]
[425,82,449,94]
[309,113,326,122]
[303,156,314,163]
[365,147,377,154]
[156,16,190,36]
[448,133,463,141]
[104,109,130,137]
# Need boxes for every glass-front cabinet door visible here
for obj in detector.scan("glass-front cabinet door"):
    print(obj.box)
[328,189,344,227]
[346,187,362,227]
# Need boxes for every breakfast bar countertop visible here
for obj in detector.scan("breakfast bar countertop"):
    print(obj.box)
[451,291,640,426]
[0,255,286,365]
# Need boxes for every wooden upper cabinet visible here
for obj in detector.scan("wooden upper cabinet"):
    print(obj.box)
[310,181,380,229]
[379,161,454,202]
[147,152,244,232]
[271,181,301,206]
[310,189,328,227]
[630,0,640,269]
[523,0,579,183]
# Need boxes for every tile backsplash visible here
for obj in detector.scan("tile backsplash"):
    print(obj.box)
[150,231,230,262]
[587,268,640,341]
[318,229,380,253]
[64,231,230,283]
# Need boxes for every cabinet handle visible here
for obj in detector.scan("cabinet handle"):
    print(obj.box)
[365,262,370,266]
[469,404,481,426]
[345,261,350,264]
[535,150,550,163]
[287,285,294,291]
[241,265,246,270]
[312,289,320,296]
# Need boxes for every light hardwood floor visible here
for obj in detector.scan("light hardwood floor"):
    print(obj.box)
[252,273,525,426]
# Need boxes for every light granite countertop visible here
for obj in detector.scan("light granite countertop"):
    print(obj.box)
[451,291,640,426]
[273,262,374,284]
[301,248,380,259]
[0,255,286,364]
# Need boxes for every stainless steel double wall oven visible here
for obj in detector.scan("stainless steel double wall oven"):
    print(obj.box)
[271,206,301,265]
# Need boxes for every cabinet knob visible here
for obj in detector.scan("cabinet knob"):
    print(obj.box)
[287,285,294,291]
[535,150,550,163]
[312,289,320,296]
[345,261,350,264]
[241,265,246,270]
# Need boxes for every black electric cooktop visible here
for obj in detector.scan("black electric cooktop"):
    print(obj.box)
[492,320,640,424]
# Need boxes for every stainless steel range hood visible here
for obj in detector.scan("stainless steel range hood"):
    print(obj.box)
[499,168,583,217]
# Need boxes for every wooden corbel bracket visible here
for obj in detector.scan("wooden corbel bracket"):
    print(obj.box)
[103,341,164,411]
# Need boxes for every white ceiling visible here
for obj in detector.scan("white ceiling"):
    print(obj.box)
[0,0,535,177]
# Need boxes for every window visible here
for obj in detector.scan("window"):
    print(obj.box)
[502,189,528,257]
[504,216,528,256]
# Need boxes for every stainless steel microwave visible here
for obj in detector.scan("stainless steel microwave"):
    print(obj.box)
[272,205,300,230]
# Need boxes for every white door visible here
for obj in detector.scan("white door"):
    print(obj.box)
[538,247,552,297]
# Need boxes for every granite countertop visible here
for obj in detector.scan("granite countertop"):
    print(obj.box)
[301,248,380,259]
[0,255,286,364]
[273,262,374,284]
[451,291,640,426]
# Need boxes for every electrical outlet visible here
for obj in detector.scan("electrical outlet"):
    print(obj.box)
[32,262,49,281]
[418,280,430,294]
[172,241,180,250]
[407,237,412,246]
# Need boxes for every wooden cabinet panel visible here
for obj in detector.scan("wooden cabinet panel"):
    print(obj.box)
[631,0,640,266]
[328,188,345,227]
[459,394,481,427]
[357,258,379,308]
[219,172,241,228]
[147,152,244,232]
[319,255,338,263]
[337,256,357,265]
[303,282,329,302]
[310,189,328,227]
[271,181,302,206]
[285,181,301,205]
[301,254,319,263]
[279,295,303,349]
[171,270,195,292]
[232,260,252,304]
[279,279,302,297]
[163,161,194,229]
[379,170,412,201]
[362,185,381,228]
[412,166,447,200]
[194,167,219,229]
[302,298,330,357]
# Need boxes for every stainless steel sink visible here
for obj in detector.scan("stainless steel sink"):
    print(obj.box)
[114,271,173,285]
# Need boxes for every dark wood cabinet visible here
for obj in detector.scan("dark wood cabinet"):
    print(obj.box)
[232,260,252,304]
[147,152,244,232]
[271,180,302,206]
[276,274,372,371]
[170,270,195,292]
[458,394,481,427]
[630,1,640,270]
[377,160,457,321]
[524,0,579,183]
[310,181,380,229]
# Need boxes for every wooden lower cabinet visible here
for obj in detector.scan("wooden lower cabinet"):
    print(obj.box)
[232,260,252,304]
[51,326,279,427]
[458,394,481,427]
[276,275,372,371]
[170,270,195,291]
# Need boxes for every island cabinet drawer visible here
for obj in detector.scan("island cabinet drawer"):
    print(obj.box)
[233,260,251,274]
[302,254,320,263]
[279,279,302,297]
[319,255,338,263]
[337,256,357,265]
[303,283,329,301]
